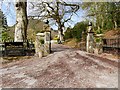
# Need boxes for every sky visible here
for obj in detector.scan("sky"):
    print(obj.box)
[1,1,86,30]
[1,2,16,26]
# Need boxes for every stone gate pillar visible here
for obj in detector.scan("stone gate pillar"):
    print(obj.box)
[35,33,45,58]
[86,22,94,53]
[94,34,103,54]
[44,31,51,56]
[35,32,51,58]
[35,20,51,58]
[43,21,51,56]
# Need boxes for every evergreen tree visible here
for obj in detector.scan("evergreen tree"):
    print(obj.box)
[0,10,8,41]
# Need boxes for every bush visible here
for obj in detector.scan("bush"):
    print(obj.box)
[39,39,44,44]
[64,28,73,40]
[64,21,88,41]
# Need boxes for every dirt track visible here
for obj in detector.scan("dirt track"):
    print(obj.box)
[0,44,118,88]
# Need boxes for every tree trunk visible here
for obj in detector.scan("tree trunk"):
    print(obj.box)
[114,20,117,30]
[58,30,64,42]
[101,14,104,30]
[57,20,64,43]
[58,26,64,43]
[14,0,28,42]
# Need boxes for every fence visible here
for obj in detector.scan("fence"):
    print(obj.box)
[102,38,120,56]
[79,38,120,56]
[0,40,35,57]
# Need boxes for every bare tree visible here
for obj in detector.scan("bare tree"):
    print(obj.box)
[14,0,28,42]
[29,0,80,43]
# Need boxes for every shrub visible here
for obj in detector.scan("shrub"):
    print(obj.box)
[39,39,44,44]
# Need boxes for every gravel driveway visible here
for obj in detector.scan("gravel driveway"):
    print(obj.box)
[0,44,118,88]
